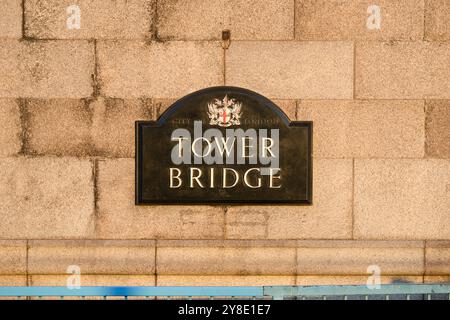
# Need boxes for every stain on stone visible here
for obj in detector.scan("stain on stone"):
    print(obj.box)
[91,39,102,97]
[78,140,99,157]
[391,278,414,284]
[21,41,50,83]
[22,42,49,82]
[148,0,162,42]
[104,97,125,113]
[88,97,160,158]
[91,158,100,227]
[21,0,26,39]
[181,209,197,226]
[24,0,55,39]
[385,40,399,46]
[29,62,44,80]
[226,209,269,239]
[25,99,95,156]
[17,98,32,155]
[141,98,156,120]
[424,101,434,158]
[425,100,450,158]
[151,99,176,119]
[222,29,231,49]
[180,208,224,238]
[69,103,96,156]
[81,98,95,123]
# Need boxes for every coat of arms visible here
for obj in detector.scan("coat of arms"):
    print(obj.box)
[207,95,242,127]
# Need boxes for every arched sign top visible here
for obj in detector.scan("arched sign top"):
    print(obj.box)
[136,86,312,205]
[157,86,291,127]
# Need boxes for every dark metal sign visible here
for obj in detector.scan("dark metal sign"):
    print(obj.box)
[136,87,312,204]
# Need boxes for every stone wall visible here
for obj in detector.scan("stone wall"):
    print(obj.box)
[0,0,449,287]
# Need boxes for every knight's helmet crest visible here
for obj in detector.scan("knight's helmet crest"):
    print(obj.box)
[207,95,242,127]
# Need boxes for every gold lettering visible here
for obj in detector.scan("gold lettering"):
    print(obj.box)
[192,137,212,158]
[262,137,275,158]
[172,137,188,158]
[241,137,253,158]
[189,167,204,188]
[223,168,239,188]
[243,168,262,188]
[169,168,182,188]
[269,168,282,188]
[209,167,215,188]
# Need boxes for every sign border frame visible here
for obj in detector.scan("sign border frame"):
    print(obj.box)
[135,86,313,206]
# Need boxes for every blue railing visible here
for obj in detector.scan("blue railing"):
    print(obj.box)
[0,284,449,300]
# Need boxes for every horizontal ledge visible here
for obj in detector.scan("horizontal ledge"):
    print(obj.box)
[156,240,425,248]
[0,239,430,248]
[28,240,156,247]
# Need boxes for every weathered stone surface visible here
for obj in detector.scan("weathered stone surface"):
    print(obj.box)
[273,100,296,121]
[0,276,27,286]
[28,240,155,274]
[90,98,156,157]
[356,42,450,99]
[426,241,450,275]
[30,275,156,286]
[25,98,159,157]
[296,0,424,40]
[25,0,152,39]
[158,0,294,40]
[157,240,298,247]
[0,157,94,239]
[0,40,94,98]
[0,241,27,274]
[424,276,450,283]
[296,241,424,275]
[0,99,21,157]
[151,99,176,117]
[96,159,224,239]
[0,1,22,38]
[226,159,353,239]
[98,41,222,98]
[158,248,296,275]
[226,211,268,239]
[227,41,353,99]
[425,100,450,158]
[297,100,425,158]
[156,240,424,276]
[425,0,450,41]
[354,160,450,239]
[157,240,297,275]
[26,99,92,156]
[158,275,295,286]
